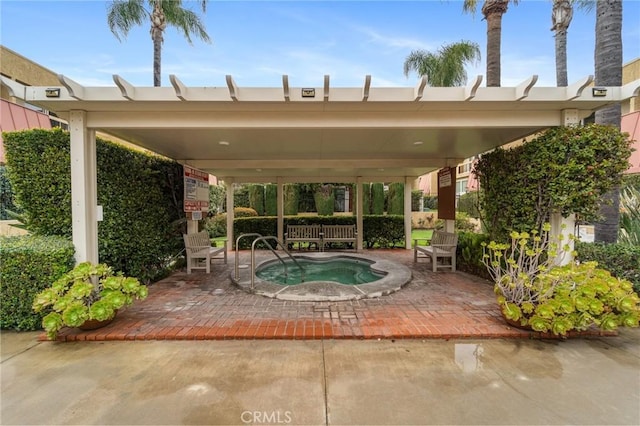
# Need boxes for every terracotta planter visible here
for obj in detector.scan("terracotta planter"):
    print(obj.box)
[503,316,533,331]
[78,315,115,331]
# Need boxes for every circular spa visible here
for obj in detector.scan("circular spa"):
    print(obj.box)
[232,252,412,301]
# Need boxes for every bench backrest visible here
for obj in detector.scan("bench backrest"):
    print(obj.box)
[183,231,212,252]
[323,225,356,239]
[287,224,322,239]
[431,231,458,252]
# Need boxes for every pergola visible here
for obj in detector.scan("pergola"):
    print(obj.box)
[2,74,638,264]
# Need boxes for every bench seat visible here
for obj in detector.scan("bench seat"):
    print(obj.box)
[414,230,458,272]
[183,231,227,273]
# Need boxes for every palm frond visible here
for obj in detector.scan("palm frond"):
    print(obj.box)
[107,0,147,41]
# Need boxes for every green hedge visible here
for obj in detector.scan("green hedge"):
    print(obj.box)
[362,183,371,214]
[232,215,404,249]
[575,241,640,294]
[0,235,75,331]
[314,184,335,216]
[283,184,298,215]
[371,183,384,215]
[0,165,20,220]
[265,184,277,216]
[4,128,184,283]
[411,190,422,212]
[249,184,265,215]
[387,183,404,215]
[456,231,491,279]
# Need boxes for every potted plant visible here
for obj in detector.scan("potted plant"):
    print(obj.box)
[32,262,148,340]
[482,224,640,336]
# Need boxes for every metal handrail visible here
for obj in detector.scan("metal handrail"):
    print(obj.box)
[235,233,263,280]
[251,236,305,290]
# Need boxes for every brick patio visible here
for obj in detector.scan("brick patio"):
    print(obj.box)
[53,250,614,341]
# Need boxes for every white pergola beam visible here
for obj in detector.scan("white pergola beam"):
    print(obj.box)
[226,75,239,101]
[464,75,483,100]
[565,75,594,100]
[324,75,330,101]
[282,75,290,101]
[362,75,371,101]
[113,75,136,100]
[169,74,189,101]
[414,76,427,101]
[515,75,538,100]
[58,74,85,100]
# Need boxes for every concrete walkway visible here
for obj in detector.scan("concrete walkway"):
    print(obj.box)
[54,250,613,341]
[2,329,639,425]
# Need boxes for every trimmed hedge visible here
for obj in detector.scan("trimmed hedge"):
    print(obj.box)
[387,183,404,215]
[232,215,405,249]
[362,183,371,214]
[411,190,422,212]
[265,184,277,216]
[249,184,265,215]
[284,184,298,215]
[575,241,640,294]
[0,235,75,330]
[4,128,184,283]
[314,184,335,216]
[371,183,384,214]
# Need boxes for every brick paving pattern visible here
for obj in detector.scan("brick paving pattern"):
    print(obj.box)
[54,250,613,341]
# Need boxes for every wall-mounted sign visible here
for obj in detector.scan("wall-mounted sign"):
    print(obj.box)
[437,167,456,220]
[184,165,209,213]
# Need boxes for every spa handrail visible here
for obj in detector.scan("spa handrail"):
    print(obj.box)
[235,233,263,280]
[251,236,305,290]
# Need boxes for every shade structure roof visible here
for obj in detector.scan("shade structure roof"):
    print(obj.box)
[3,74,639,182]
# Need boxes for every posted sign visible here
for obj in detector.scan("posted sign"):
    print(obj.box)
[437,167,456,220]
[184,165,209,212]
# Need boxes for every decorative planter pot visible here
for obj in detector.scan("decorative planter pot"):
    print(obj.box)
[78,315,115,331]
[503,315,533,331]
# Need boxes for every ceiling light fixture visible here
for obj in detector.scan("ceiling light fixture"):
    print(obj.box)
[218,141,230,146]
[413,141,424,146]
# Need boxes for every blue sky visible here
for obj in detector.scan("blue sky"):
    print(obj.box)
[1,0,639,88]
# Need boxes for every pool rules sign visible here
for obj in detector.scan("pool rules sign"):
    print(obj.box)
[183,165,209,219]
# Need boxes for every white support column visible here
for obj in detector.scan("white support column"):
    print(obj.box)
[404,177,412,250]
[69,110,98,264]
[356,178,364,251]
[225,179,235,251]
[551,212,575,266]
[277,178,284,245]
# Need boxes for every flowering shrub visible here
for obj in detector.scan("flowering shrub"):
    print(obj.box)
[32,262,148,340]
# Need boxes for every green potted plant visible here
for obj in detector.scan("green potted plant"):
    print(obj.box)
[32,262,148,340]
[482,224,640,336]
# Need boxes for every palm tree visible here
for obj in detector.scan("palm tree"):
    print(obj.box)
[593,0,623,243]
[463,0,518,87]
[107,0,211,87]
[403,41,481,86]
[551,0,593,87]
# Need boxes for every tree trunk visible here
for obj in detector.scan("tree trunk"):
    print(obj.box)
[552,0,572,87]
[482,0,509,87]
[593,0,623,243]
[554,29,568,87]
[151,0,165,87]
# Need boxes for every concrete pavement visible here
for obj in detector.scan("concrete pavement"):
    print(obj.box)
[2,329,639,425]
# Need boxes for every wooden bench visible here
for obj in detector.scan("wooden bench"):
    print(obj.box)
[414,230,458,272]
[284,224,322,251]
[183,231,227,273]
[322,225,357,251]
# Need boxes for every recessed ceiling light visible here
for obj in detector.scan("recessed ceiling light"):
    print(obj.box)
[413,141,423,145]
[219,141,230,146]
[256,168,262,172]
[378,168,385,172]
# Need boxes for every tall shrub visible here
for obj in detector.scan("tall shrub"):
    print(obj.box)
[474,124,632,241]
[371,183,384,215]
[411,190,422,212]
[0,165,20,220]
[314,184,334,216]
[0,235,75,330]
[362,183,371,214]
[248,184,265,216]
[387,183,404,215]
[284,184,299,215]
[4,129,184,282]
[265,184,277,216]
